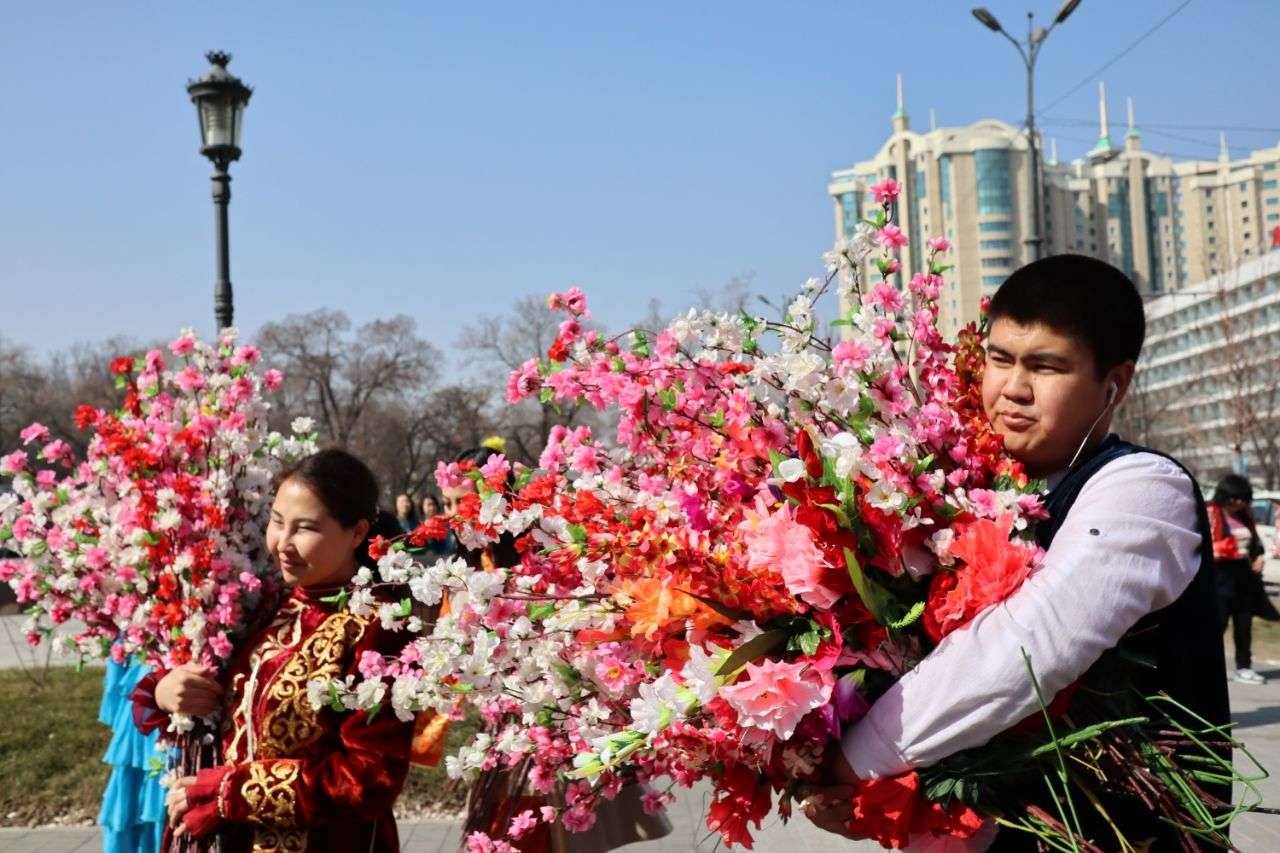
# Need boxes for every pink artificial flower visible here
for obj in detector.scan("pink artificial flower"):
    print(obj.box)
[641,789,673,815]
[870,178,903,205]
[655,332,678,359]
[739,504,840,610]
[863,282,905,314]
[479,453,511,485]
[927,236,951,253]
[563,287,588,315]
[0,450,28,474]
[882,258,902,274]
[208,631,233,660]
[358,649,387,678]
[19,423,49,445]
[435,461,466,490]
[508,810,540,840]
[175,366,206,392]
[41,439,72,464]
[169,334,197,356]
[539,806,558,823]
[868,433,905,465]
[506,359,542,403]
[35,469,57,488]
[261,369,284,391]
[234,345,261,365]
[832,339,872,375]
[877,224,908,251]
[720,658,831,740]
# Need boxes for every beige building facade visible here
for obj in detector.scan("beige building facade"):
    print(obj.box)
[830,80,1280,336]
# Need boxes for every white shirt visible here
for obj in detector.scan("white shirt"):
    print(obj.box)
[841,450,1202,778]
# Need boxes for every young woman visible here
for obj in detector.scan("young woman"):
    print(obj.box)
[1210,473,1278,685]
[134,449,415,852]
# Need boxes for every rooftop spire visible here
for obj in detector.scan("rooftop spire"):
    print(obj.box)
[1050,137,1059,164]
[1090,81,1116,160]
[929,107,936,131]
[1219,131,1230,162]
[1125,96,1140,138]
[892,73,909,132]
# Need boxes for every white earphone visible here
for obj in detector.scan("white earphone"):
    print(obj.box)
[1067,381,1120,469]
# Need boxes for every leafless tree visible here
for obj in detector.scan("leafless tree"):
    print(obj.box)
[257,310,440,449]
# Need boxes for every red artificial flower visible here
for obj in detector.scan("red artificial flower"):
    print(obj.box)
[109,356,135,376]
[409,516,450,546]
[706,763,772,850]
[74,404,100,430]
[367,535,390,562]
[547,337,569,363]
[845,772,983,850]
[716,361,752,376]
[795,429,824,480]
[925,513,1035,641]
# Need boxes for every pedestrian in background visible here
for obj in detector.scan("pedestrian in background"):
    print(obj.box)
[1209,473,1278,685]
[394,492,418,534]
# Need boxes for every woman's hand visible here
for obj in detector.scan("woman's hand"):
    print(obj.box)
[1254,555,1266,575]
[166,775,197,830]
[155,662,223,715]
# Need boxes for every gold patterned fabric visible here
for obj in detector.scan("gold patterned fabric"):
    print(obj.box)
[176,583,416,853]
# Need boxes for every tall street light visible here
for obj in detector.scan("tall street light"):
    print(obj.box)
[187,51,252,332]
[972,0,1081,263]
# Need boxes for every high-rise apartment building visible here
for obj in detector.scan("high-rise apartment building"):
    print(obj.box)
[829,79,1280,335]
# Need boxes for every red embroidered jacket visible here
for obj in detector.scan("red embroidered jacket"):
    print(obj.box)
[135,584,414,852]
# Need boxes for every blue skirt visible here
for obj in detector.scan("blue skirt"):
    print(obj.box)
[97,659,166,853]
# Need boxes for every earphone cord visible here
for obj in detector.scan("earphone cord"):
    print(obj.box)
[1066,391,1115,471]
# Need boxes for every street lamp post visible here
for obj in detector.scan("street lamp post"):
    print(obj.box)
[187,51,252,332]
[972,0,1081,263]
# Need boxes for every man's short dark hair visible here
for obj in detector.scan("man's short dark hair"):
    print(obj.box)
[988,254,1145,376]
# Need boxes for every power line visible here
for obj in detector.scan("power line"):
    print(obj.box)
[1037,0,1197,116]
[1041,117,1280,134]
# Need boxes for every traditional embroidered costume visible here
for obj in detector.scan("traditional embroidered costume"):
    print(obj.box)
[135,584,414,852]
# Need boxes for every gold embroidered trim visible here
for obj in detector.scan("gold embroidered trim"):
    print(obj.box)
[241,761,301,826]
[251,826,307,852]
[256,610,372,757]
[225,596,306,763]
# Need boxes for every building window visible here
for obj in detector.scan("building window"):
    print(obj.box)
[981,275,1005,286]
[939,155,953,216]
[840,193,860,239]
[982,256,1013,268]
[1243,200,1250,208]
[1269,213,1280,222]
[1209,236,1216,244]
[974,149,1013,214]
[1267,198,1279,206]
[1244,216,1251,223]
[1207,205,1214,213]
[979,220,1010,233]
[980,239,1012,250]
[1265,179,1279,189]
[1245,232,1252,240]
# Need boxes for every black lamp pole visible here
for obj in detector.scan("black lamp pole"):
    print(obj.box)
[971,1,1081,263]
[187,52,252,332]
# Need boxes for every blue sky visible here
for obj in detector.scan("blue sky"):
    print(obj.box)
[2,1,1278,360]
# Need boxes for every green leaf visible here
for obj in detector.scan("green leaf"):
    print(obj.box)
[716,629,788,678]
[611,356,626,372]
[396,597,412,618]
[539,387,555,405]
[709,411,725,429]
[566,523,587,545]
[450,683,476,694]
[327,682,343,711]
[657,388,678,411]
[682,590,752,623]
[365,702,383,723]
[912,454,936,476]
[631,331,651,358]
[842,547,895,626]
[527,601,557,621]
[888,600,926,631]
[319,588,350,609]
[0,527,11,543]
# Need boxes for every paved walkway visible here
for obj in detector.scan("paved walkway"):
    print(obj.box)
[4,668,1280,851]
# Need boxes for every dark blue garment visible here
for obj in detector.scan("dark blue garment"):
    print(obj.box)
[990,435,1229,851]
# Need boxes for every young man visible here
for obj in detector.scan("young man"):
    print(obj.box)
[804,254,1229,849]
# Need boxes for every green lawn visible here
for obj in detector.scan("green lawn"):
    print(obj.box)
[0,667,109,825]
[0,666,474,826]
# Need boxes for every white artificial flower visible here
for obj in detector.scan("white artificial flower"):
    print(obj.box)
[776,457,806,483]
[290,417,315,434]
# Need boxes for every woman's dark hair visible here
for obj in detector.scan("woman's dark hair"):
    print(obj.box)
[1213,473,1253,505]
[275,448,379,529]
[989,254,1145,377]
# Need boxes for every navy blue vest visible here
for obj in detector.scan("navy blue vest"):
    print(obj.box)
[989,435,1230,850]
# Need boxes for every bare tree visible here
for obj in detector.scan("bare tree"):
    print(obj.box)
[257,310,440,449]
[458,296,587,467]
